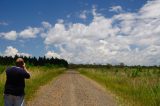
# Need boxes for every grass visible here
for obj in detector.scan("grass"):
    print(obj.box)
[78,67,160,106]
[0,65,6,74]
[0,66,66,106]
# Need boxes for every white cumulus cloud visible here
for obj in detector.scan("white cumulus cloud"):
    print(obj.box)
[139,0,160,18]
[3,46,31,57]
[41,0,160,65]
[109,5,123,12]
[19,27,41,38]
[0,31,17,40]
[79,10,87,19]
[42,21,52,28]
[45,51,61,58]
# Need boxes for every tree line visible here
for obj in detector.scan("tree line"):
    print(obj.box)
[0,55,68,68]
[69,63,160,69]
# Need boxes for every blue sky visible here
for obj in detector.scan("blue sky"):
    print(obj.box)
[0,0,146,30]
[0,0,160,65]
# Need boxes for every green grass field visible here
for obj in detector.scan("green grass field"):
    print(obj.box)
[78,67,160,106]
[0,66,66,106]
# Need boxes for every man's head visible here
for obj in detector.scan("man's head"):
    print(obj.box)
[16,58,24,67]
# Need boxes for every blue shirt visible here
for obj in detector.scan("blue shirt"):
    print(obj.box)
[4,66,30,96]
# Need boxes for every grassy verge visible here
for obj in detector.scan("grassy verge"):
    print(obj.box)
[0,66,66,106]
[0,65,6,74]
[78,68,160,106]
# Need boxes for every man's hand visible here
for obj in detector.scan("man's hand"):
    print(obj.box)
[21,62,26,69]
[22,63,29,73]
[22,63,26,69]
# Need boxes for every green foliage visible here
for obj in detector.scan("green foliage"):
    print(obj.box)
[0,55,68,68]
[114,69,119,75]
[131,69,140,78]
[78,67,160,106]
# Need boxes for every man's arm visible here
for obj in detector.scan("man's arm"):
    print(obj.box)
[22,63,30,79]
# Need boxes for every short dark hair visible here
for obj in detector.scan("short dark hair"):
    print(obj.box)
[16,58,24,67]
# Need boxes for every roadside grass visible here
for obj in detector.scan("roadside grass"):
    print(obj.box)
[78,67,160,106]
[0,68,6,106]
[0,66,66,106]
[0,65,6,74]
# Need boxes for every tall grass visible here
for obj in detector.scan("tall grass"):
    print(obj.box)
[79,67,160,106]
[0,65,5,74]
[0,66,66,106]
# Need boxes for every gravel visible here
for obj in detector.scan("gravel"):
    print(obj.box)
[26,70,116,106]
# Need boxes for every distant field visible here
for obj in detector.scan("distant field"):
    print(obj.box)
[0,66,66,106]
[79,67,160,106]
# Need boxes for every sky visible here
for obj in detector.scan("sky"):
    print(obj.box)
[0,0,160,66]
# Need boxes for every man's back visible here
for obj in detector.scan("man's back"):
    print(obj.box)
[4,66,30,96]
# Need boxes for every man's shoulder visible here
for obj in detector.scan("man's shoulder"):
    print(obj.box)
[7,66,23,71]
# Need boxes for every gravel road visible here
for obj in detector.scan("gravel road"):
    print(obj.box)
[26,70,116,106]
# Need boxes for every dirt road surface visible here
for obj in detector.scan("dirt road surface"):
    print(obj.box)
[27,70,116,106]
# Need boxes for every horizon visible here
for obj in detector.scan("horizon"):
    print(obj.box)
[0,0,160,66]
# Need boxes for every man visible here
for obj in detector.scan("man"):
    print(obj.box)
[4,58,30,106]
